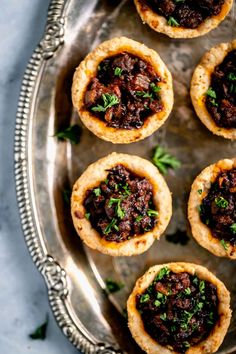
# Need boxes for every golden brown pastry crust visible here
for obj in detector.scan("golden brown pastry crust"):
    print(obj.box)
[191,40,236,139]
[134,0,233,39]
[71,37,173,144]
[127,262,231,354]
[71,153,172,256]
[188,158,236,259]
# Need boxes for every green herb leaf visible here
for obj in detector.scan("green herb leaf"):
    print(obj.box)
[104,218,117,234]
[230,223,236,234]
[55,124,81,144]
[135,215,143,223]
[156,292,167,304]
[206,87,217,99]
[155,267,170,282]
[92,93,119,112]
[150,82,161,94]
[105,278,124,293]
[184,287,191,295]
[140,294,150,303]
[29,315,49,340]
[228,72,236,81]
[220,239,228,251]
[199,280,205,293]
[114,67,123,76]
[122,183,131,195]
[85,212,90,220]
[181,323,188,331]
[147,209,159,217]
[109,198,125,219]
[193,277,199,285]
[154,300,161,307]
[215,196,228,208]
[166,229,190,246]
[63,188,72,205]
[93,187,101,197]
[198,189,202,195]
[183,341,190,349]
[152,146,181,175]
[160,313,167,321]
[135,91,153,99]
[167,16,180,27]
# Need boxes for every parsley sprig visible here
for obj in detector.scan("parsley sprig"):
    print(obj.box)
[105,278,124,293]
[92,93,119,112]
[206,87,218,107]
[55,124,81,144]
[152,146,181,175]
[114,67,123,76]
[230,223,236,234]
[29,315,49,340]
[167,17,180,27]
[215,196,228,208]
[109,197,125,219]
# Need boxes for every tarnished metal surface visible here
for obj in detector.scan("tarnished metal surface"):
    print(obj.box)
[15,0,236,353]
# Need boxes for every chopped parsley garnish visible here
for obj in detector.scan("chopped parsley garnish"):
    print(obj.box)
[85,212,90,220]
[29,315,49,340]
[150,82,161,94]
[152,145,181,175]
[92,93,119,112]
[160,313,167,321]
[122,183,131,195]
[109,197,125,219]
[156,292,167,304]
[154,300,161,307]
[199,280,205,293]
[230,223,236,234]
[147,209,159,217]
[55,124,81,144]
[63,188,72,205]
[140,294,150,303]
[105,278,124,293]
[167,16,180,27]
[135,215,143,223]
[193,277,199,285]
[155,267,170,282]
[135,91,153,99]
[104,218,118,234]
[93,187,101,197]
[215,196,228,208]
[183,341,190,349]
[220,239,228,251]
[114,67,123,76]
[198,189,202,195]
[206,87,218,106]
[184,287,191,295]
[228,72,236,81]
[206,87,217,98]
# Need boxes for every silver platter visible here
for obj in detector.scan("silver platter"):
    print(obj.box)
[15,0,236,353]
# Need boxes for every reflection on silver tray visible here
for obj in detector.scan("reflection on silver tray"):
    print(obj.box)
[15,0,236,353]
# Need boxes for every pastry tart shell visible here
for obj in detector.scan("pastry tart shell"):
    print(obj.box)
[127,262,231,354]
[71,37,173,144]
[188,158,236,259]
[71,152,172,256]
[134,0,233,39]
[191,40,236,139]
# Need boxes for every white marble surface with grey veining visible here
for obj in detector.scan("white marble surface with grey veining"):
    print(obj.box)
[0,1,79,353]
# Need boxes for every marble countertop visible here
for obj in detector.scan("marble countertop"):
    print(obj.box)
[0,1,79,353]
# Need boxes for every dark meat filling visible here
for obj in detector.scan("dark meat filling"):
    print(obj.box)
[83,164,158,242]
[136,267,218,353]
[200,168,236,246]
[143,0,224,29]
[84,53,163,130]
[206,50,236,129]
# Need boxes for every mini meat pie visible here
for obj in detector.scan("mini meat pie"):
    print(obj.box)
[71,153,172,256]
[191,40,236,139]
[134,0,233,39]
[127,263,231,354]
[188,158,236,259]
[72,37,173,144]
